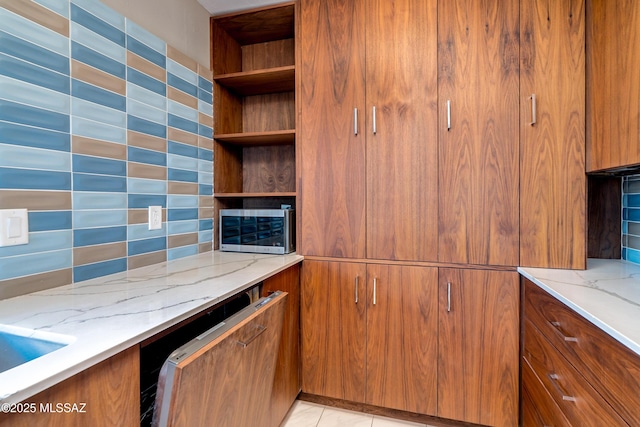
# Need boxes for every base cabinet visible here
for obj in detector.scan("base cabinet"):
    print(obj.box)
[0,346,140,427]
[437,269,520,427]
[301,260,438,415]
[302,261,519,425]
[522,278,640,426]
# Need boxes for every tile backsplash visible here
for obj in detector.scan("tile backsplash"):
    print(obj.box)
[623,175,640,265]
[0,0,213,298]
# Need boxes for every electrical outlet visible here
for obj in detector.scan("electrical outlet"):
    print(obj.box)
[148,206,162,230]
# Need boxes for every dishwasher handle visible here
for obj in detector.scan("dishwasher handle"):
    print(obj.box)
[236,324,267,348]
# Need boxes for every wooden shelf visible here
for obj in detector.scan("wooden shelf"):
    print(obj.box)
[214,130,295,146]
[215,192,297,198]
[213,2,295,45]
[215,66,295,96]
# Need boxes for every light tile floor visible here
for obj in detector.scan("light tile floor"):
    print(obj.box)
[280,400,436,427]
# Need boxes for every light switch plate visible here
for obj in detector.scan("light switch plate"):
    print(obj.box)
[149,206,162,230]
[0,209,29,247]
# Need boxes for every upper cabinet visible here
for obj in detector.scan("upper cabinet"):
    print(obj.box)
[520,0,586,269]
[211,3,297,245]
[438,0,520,266]
[587,0,640,172]
[299,0,438,261]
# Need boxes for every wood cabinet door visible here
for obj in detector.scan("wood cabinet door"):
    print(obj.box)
[438,269,520,427]
[437,0,520,266]
[365,0,438,262]
[365,264,438,415]
[587,0,640,171]
[300,260,366,402]
[520,0,586,269]
[262,265,301,427]
[298,0,367,258]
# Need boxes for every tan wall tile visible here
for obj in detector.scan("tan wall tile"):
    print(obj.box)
[128,163,167,180]
[73,242,127,266]
[127,131,167,152]
[198,136,213,151]
[199,207,214,219]
[128,251,167,271]
[168,86,198,109]
[127,51,166,82]
[197,64,213,81]
[168,181,198,195]
[199,196,214,208]
[199,242,213,253]
[168,127,198,146]
[168,233,198,249]
[167,45,198,73]
[0,0,69,37]
[199,112,212,126]
[72,60,126,95]
[128,208,166,224]
[0,190,71,210]
[72,136,127,160]
[0,269,72,300]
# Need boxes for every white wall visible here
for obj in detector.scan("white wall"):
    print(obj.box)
[101,0,211,66]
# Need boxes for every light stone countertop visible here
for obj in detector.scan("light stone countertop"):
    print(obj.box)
[519,258,640,357]
[0,251,303,404]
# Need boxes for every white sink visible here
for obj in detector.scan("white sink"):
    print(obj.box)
[0,324,75,373]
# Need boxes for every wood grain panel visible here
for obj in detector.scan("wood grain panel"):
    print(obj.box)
[299,0,366,258]
[365,0,438,262]
[0,346,139,427]
[242,145,296,193]
[524,279,640,426]
[587,176,621,259]
[243,92,295,132]
[438,269,519,427]
[438,0,520,266]
[523,319,627,426]
[262,265,301,427]
[301,260,366,402]
[154,293,287,427]
[242,39,295,71]
[587,0,640,171]
[520,0,586,269]
[365,265,437,415]
[213,3,295,46]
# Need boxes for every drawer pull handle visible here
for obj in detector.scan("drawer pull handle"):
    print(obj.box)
[237,324,266,348]
[551,321,578,342]
[548,373,577,402]
[355,275,359,304]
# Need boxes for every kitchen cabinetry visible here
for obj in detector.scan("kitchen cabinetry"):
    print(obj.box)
[299,0,438,261]
[301,260,438,415]
[437,0,519,266]
[520,0,586,269]
[522,278,640,426]
[211,3,297,245]
[438,269,520,427]
[0,346,139,427]
[587,0,640,171]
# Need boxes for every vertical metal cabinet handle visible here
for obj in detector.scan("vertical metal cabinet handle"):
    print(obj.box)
[355,276,359,304]
[447,282,451,312]
[354,108,358,135]
[548,373,577,402]
[446,100,451,131]
[373,277,377,305]
[372,106,377,134]
[529,94,537,126]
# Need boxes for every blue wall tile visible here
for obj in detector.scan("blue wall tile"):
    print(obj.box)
[29,211,73,232]
[128,236,166,256]
[0,31,70,75]
[0,168,71,190]
[168,220,198,235]
[127,67,166,96]
[0,99,70,132]
[74,258,127,282]
[74,192,127,210]
[0,75,71,115]
[73,209,127,228]
[125,20,165,54]
[0,8,69,56]
[128,194,167,209]
[168,168,198,183]
[0,230,72,258]
[169,141,199,158]
[0,122,70,152]
[0,144,71,171]
[0,53,70,93]
[72,98,127,127]
[168,208,198,221]
[126,35,166,68]
[72,41,126,78]
[198,76,213,93]
[167,73,197,97]
[71,4,125,47]
[72,0,125,30]
[74,226,127,247]
[128,146,166,166]
[73,154,126,176]
[72,117,127,144]
[72,79,126,111]
[168,114,198,134]
[0,250,72,280]
[168,245,198,261]
[128,178,167,194]
[73,173,127,192]
[128,115,167,138]
[71,22,126,63]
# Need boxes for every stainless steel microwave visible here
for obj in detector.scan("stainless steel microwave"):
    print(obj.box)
[219,209,295,254]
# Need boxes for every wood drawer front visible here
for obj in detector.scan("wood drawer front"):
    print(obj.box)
[524,279,640,425]
[522,357,572,427]
[523,319,627,427]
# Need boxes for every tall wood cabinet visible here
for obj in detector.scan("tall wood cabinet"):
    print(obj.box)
[438,269,520,427]
[437,0,520,266]
[587,0,640,171]
[520,0,586,269]
[301,260,438,415]
[299,0,438,262]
